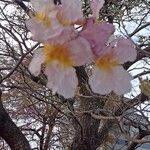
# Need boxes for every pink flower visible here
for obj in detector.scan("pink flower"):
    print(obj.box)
[26,9,66,43]
[90,0,105,18]
[89,38,137,95]
[26,0,83,43]
[80,18,115,56]
[29,37,93,98]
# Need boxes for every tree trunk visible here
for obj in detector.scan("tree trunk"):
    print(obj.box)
[71,67,106,150]
[0,90,31,150]
[71,109,101,150]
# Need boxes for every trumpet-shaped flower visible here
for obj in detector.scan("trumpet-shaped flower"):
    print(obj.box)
[29,37,93,98]
[26,0,83,43]
[30,0,83,23]
[26,9,67,43]
[80,18,115,56]
[90,0,105,18]
[89,38,137,95]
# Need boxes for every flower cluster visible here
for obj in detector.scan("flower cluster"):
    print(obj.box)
[28,0,137,98]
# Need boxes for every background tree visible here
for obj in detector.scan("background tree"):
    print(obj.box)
[0,0,150,149]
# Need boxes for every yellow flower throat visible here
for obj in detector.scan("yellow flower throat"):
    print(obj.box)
[96,52,119,71]
[35,12,51,27]
[35,11,70,27]
[44,44,73,67]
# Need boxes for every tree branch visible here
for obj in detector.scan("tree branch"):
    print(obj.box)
[0,90,31,150]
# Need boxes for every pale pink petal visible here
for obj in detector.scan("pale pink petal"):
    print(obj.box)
[58,0,83,23]
[45,62,78,98]
[89,67,113,94]
[115,38,137,63]
[68,37,94,66]
[90,0,104,18]
[98,38,137,64]
[46,27,76,44]
[80,18,115,56]
[26,19,61,42]
[29,48,44,76]
[89,66,132,95]
[30,0,54,11]
[57,67,78,98]
[45,62,62,94]
[112,66,132,95]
